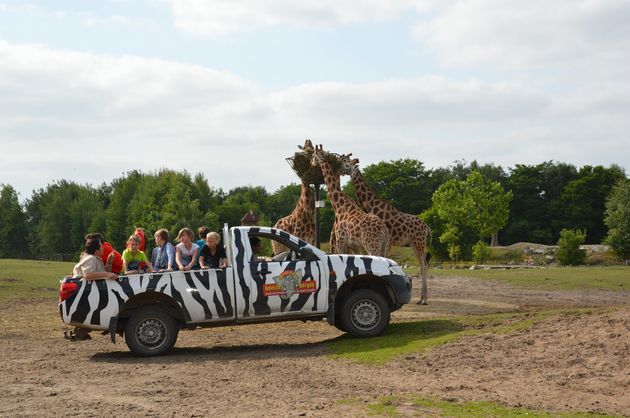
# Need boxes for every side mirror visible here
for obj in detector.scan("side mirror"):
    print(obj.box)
[300,247,319,262]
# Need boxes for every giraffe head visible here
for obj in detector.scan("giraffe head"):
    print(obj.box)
[338,153,360,176]
[310,144,327,167]
[299,139,314,152]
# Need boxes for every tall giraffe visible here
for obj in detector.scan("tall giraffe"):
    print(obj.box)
[311,145,390,256]
[339,154,432,304]
[272,180,315,255]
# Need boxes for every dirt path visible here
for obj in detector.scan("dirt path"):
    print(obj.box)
[0,275,628,417]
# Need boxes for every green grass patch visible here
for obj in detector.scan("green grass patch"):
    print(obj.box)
[356,395,618,417]
[0,259,75,302]
[429,266,629,291]
[330,319,466,364]
[329,309,604,364]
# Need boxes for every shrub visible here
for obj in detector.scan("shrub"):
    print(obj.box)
[556,229,586,266]
[472,240,491,264]
[447,244,461,262]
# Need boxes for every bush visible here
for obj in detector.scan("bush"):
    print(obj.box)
[556,229,586,266]
[472,240,491,264]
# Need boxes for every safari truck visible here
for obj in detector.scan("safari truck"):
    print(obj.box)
[58,225,412,356]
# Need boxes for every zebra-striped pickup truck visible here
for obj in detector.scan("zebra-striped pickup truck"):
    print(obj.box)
[59,225,412,356]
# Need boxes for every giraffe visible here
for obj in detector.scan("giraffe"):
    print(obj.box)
[339,153,432,304]
[311,145,390,256]
[271,180,315,255]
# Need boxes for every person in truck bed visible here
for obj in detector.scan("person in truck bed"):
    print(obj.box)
[72,237,118,281]
[175,227,199,271]
[199,231,227,269]
[85,232,123,274]
[122,234,154,275]
[151,228,176,272]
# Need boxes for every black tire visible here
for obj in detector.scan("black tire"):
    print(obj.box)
[339,289,390,337]
[124,306,179,356]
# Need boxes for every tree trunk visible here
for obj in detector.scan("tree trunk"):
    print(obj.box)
[491,232,499,247]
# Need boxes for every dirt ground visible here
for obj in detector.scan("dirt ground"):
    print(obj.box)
[0,274,628,417]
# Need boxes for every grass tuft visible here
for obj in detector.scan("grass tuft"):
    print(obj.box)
[350,395,618,417]
[0,259,75,302]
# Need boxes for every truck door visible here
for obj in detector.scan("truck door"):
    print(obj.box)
[243,232,328,318]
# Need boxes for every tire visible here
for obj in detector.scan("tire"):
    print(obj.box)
[339,289,391,338]
[124,306,179,356]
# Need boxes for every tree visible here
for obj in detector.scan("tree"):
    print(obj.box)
[604,179,630,262]
[432,171,512,256]
[0,184,28,258]
[23,181,104,259]
[359,159,433,215]
[504,162,578,244]
[557,165,626,244]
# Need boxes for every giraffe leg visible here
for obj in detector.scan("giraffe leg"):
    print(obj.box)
[412,245,429,305]
[418,255,429,305]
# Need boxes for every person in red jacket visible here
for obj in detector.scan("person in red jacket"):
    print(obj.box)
[85,233,123,274]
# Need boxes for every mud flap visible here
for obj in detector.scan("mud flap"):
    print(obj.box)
[109,316,118,344]
[326,296,335,326]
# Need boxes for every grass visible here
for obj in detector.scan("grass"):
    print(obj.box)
[0,259,75,302]
[328,308,604,364]
[352,395,619,417]
[429,266,629,291]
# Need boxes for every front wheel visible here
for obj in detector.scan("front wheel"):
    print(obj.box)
[124,306,179,356]
[339,289,390,337]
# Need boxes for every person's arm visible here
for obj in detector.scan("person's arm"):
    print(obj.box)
[186,248,199,271]
[175,246,185,270]
[199,246,209,269]
[199,255,208,269]
[219,257,228,268]
[166,244,175,271]
[143,252,154,273]
[105,252,115,272]
[84,271,117,280]
[122,254,130,274]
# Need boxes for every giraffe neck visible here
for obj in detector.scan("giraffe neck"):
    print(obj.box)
[318,156,355,214]
[294,182,313,217]
[351,168,383,212]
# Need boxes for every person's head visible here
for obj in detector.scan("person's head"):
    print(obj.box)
[177,227,194,244]
[85,232,104,242]
[154,228,170,246]
[127,234,141,252]
[249,237,262,254]
[205,231,221,249]
[198,226,209,240]
[85,237,102,256]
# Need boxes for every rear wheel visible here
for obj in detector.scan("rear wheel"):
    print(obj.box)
[339,289,390,337]
[124,306,179,356]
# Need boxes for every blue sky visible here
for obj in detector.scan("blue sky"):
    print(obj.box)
[1,0,629,199]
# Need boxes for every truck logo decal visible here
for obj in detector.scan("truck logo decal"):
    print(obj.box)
[264,269,316,299]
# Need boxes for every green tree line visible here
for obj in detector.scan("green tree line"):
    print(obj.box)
[0,161,627,261]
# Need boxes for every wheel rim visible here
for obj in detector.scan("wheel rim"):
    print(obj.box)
[350,299,381,331]
[136,317,167,350]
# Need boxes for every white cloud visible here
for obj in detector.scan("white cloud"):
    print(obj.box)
[413,0,630,70]
[168,0,436,35]
[0,40,628,200]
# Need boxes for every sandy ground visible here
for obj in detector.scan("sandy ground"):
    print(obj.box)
[0,274,628,417]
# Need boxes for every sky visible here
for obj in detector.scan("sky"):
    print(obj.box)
[1,0,629,200]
